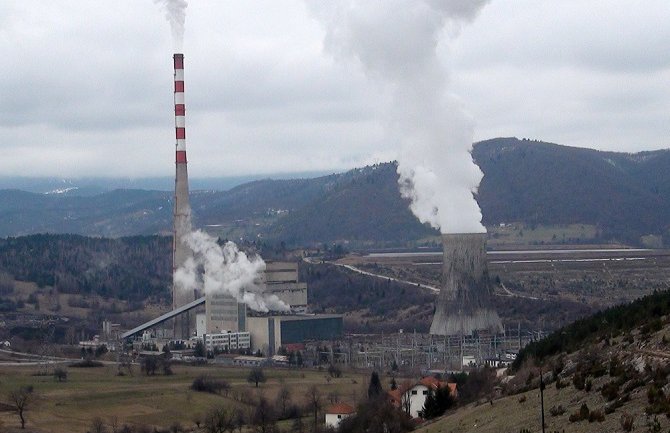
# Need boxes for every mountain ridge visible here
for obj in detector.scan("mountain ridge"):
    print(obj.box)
[1,137,668,245]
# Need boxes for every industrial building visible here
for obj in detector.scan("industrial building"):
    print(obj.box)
[246,314,343,355]
[201,331,250,352]
[261,261,308,312]
[120,55,342,355]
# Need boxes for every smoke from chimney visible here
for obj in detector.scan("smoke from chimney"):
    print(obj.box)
[155,0,188,52]
[174,229,290,313]
[309,0,489,234]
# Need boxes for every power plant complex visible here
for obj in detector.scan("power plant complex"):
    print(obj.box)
[117,51,510,368]
[120,53,343,355]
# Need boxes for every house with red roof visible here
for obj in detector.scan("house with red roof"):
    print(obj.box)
[387,376,457,419]
[325,402,356,428]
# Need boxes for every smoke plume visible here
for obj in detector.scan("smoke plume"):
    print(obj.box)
[174,228,289,313]
[155,0,188,52]
[309,0,489,234]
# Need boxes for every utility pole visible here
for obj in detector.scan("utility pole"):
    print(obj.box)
[540,369,546,433]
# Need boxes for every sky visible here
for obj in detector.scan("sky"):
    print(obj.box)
[1,0,669,178]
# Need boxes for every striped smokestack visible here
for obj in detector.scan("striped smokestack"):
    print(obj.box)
[172,53,194,339]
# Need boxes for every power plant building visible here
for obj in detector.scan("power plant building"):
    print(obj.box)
[247,314,343,355]
[204,293,246,333]
[261,262,308,312]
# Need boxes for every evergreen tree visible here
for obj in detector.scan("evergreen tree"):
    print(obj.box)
[368,371,383,399]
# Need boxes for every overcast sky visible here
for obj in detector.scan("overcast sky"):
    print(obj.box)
[1,1,669,178]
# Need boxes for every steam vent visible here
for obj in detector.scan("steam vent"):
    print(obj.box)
[429,233,503,336]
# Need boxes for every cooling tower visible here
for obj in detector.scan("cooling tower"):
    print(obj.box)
[172,53,195,339]
[429,233,503,336]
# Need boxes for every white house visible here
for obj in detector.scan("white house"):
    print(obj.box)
[325,403,355,428]
[388,377,458,419]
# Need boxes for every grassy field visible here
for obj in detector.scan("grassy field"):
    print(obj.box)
[0,363,370,432]
[487,223,599,247]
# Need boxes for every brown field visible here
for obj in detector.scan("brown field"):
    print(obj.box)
[0,363,371,433]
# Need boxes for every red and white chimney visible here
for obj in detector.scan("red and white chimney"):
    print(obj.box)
[172,53,193,339]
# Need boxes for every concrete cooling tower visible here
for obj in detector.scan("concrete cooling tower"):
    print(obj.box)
[429,233,503,336]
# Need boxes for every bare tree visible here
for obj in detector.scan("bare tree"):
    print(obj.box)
[247,367,266,388]
[90,416,106,433]
[8,386,33,429]
[327,390,340,404]
[109,416,120,433]
[203,406,233,433]
[305,385,322,433]
[233,408,245,433]
[252,396,277,433]
[276,384,292,419]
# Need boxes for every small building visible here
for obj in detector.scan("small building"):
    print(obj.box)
[388,377,457,419]
[232,355,267,367]
[325,403,355,428]
[202,331,251,353]
[484,357,511,368]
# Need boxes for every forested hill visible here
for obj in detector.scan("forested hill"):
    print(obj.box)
[0,234,171,302]
[474,138,670,242]
[0,137,669,245]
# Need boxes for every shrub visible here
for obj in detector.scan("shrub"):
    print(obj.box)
[601,381,620,401]
[588,409,605,422]
[569,403,590,422]
[53,367,68,382]
[70,359,103,368]
[191,375,230,395]
[585,378,593,392]
[573,372,585,390]
[620,413,634,432]
[549,405,565,417]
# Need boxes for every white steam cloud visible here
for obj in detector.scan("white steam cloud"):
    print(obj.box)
[309,0,489,234]
[174,228,289,313]
[155,0,188,52]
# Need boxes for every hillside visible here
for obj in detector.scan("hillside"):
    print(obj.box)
[474,138,670,242]
[418,289,670,433]
[0,138,669,245]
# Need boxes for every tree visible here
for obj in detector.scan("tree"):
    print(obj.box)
[367,371,383,400]
[53,367,68,382]
[203,406,233,433]
[337,398,413,433]
[328,364,342,378]
[90,416,106,433]
[252,396,277,433]
[305,385,322,432]
[276,384,292,419]
[194,340,206,358]
[140,356,158,376]
[421,385,454,419]
[247,367,266,388]
[8,386,33,429]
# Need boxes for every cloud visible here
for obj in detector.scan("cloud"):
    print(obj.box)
[0,0,668,178]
